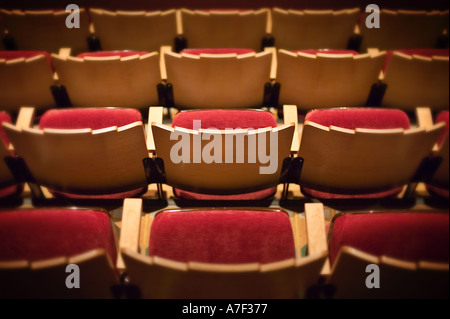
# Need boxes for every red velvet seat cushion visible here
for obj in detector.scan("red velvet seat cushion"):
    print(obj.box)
[171,109,277,200]
[329,212,449,266]
[172,109,277,130]
[0,50,53,68]
[0,209,117,263]
[180,48,255,55]
[302,108,410,199]
[0,111,12,146]
[149,210,295,264]
[383,49,449,71]
[294,50,359,55]
[39,108,146,198]
[173,187,276,200]
[39,108,142,130]
[77,51,150,58]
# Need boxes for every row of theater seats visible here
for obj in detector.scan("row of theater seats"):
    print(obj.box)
[0,8,448,54]
[0,105,448,298]
[1,48,449,114]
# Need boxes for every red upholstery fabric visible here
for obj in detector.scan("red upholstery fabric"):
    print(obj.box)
[383,49,449,71]
[329,212,449,266]
[426,185,449,198]
[302,108,410,199]
[39,108,146,198]
[0,209,117,263]
[304,108,410,130]
[77,51,150,58]
[435,111,449,147]
[39,108,142,130]
[295,50,359,55]
[173,187,276,200]
[171,109,277,200]
[301,187,403,199]
[149,210,295,264]
[172,109,277,130]
[0,50,52,68]
[181,48,255,55]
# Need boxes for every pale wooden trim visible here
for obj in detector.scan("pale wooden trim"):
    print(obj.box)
[305,203,330,275]
[15,106,35,130]
[283,104,300,153]
[264,46,277,80]
[117,198,143,270]
[416,107,434,129]
[159,45,172,81]
[147,106,163,153]
[290,214,302,258]
[58,47,72,58]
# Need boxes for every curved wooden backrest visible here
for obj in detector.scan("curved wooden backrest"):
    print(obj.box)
[122,249,326,298]
[51,52,161,109]
[164,50,272,109]
[180,8,269,51]
[89,8,177,51]
[152,123,294,194]
[360,9,449,51]
[0,9,91,54]
[297,121,445,194]
[328,246,449,298]
[2,122,148,195]
[0,249,119,298]
[382,53,449,111]
[0,55,56,113]
[271,8,360,50]
[277,50,385,110]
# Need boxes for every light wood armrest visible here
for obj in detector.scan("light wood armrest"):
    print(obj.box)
[58,47,72,58]
[160,45,172,81]
[416,107,434,129]
[147,107,164,153]
[117,198,142,270]
[367,48,380,55]
[283,104,300,153]
[16,107,35,130]
[305,203,330,275]
[176,9,183,35]
[264,47,277,80]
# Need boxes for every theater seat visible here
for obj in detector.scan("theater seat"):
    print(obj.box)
[359,9,449,51]
[283,106,445,200]
[51,51,161,109]
[381,50,449,111]
[2,107,149,204]
[89,8,178,52]
[161,46,273,109]
[120,199,327,298]
[0,8,91,54]
[276,50,385,112]
[179,8,269,51]
[271,7,360,50]
[326,210,449,298]
[0,51,56,114]
[0,208,120,298]
[149,107,293,204]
